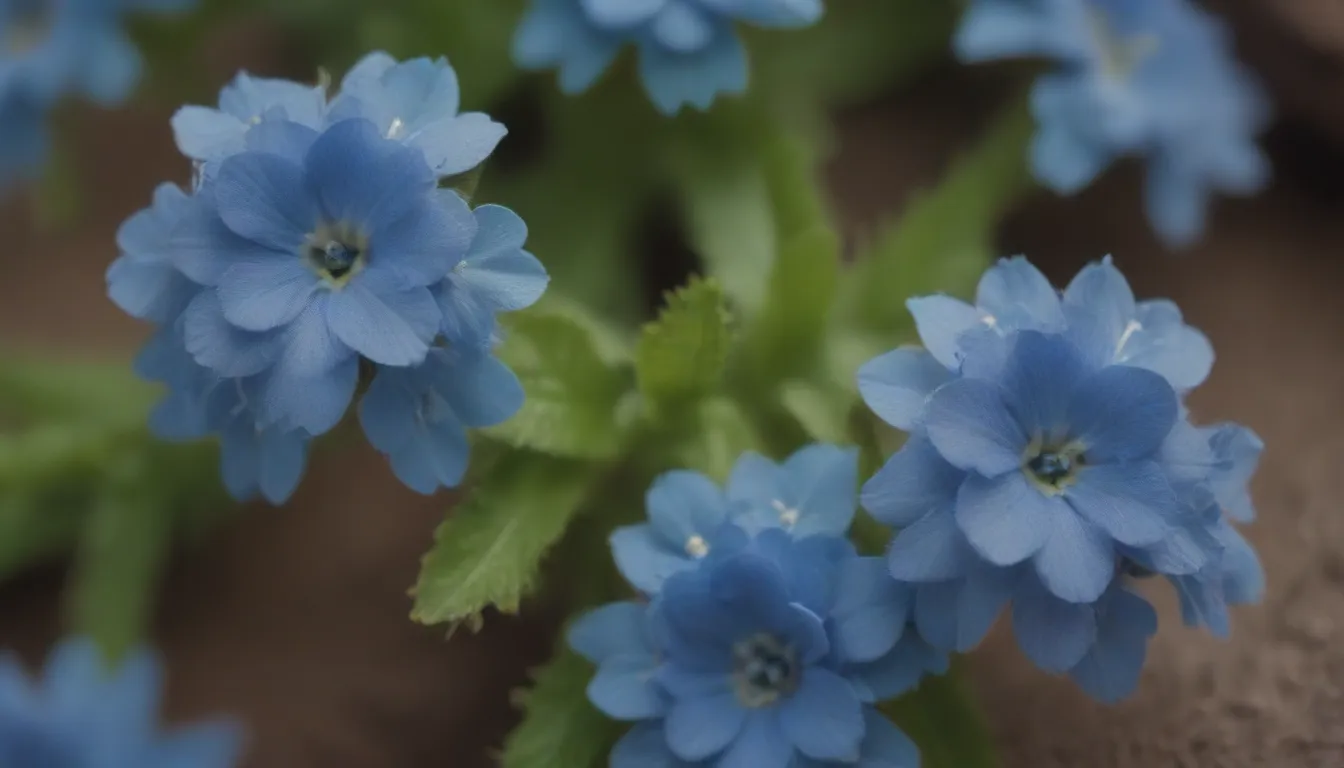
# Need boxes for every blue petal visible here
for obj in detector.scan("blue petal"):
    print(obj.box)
[647,470,730,551]
[857,347,951,431]
[1031,510,1114,603]
[242,118,320,162]
[326,281,438,366]
[454,204,549,312]
[905,295,982,369]
[1012,578,1097,672]
[664,693,746,761]
[1206,423,1262,523]
[1066,366,1178,462]
[106,257,190,324]
[953,0,1055,62]
[956,564,1018,651]
[217,255,318,332]
[611,723,693,768]
[304,118,434,230]
[700,0,822,27]
[580,0,666,28]
[1144,156,1208,248]
[830,557,911,664]
[569,601,655,662]
[77,30,142,106]
[854,708,919,768]
[998,330,1088,439]
[219,421,261,501]
[718,713,793,768]
[1066,462,1174,546]
[637,26,746,115]
[887,510,972,582]
[357,368,419,456]
[257,428,308,504]
[1031,122,1110,194]
[846,633,949,702]
[924,378,1026,476]
[263,306,359,434]
[404,417,471,492]
[513,0,625,93]
[437,352,525,428]
[369,188,476,290]
[213,152,314,251]
[1121,299,1214,391]
[955,471,1057,566]
[975,256,1064,332]
[779,667,864,761]
[860,435,963,528]
[775,443,858,537]
[182,291,282,377]
[1068,588,1155,703]
[652,2,714,53]
[171,106,247,161]
[1218,522,1264,605]
[589,654,666,720]
[912,581,960,650]
[408,112,508,177]
[143,721,245,768]
[610,524,696,595]
[1061,258,1136,370]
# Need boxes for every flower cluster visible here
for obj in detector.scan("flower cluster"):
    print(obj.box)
[0,638,242,766]
[1,0,196,188]
[106,52,548,503]
[511,0,823,115]
[858,256,1263,702]
[954,0,1270,246]
[572,445,943,767]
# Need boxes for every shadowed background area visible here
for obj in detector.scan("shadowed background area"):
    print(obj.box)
[2,8,1344,767]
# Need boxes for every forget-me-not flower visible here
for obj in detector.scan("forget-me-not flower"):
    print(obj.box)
[859,255,1263,702]
[108,54,542,502]
[573,529,936,767]
[954,0,1270,246]
[511,0,824,114]
[0,637,242,767]
[329,52,508,180]
[609,443,857,594]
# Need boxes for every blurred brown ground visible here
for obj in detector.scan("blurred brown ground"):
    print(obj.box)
[2,15,1344,768]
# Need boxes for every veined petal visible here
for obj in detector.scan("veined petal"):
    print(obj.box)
[1066,462,1175,546]
[857,347,951,430]
[906,294,982,369]
[955,472,1056,566]
[326,281,438,367]
[924,378,1027,476]
[214,152,314,251]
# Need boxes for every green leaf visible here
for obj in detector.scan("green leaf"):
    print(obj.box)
[411,454,597,627]
[666,397,761,483]
[64,456,174,661]
[485,311,632,460]
[842,97,1035,337]
[500,644,622,768]
[779,380,852,444]
[635,278,733,411]
[883,662,999,768]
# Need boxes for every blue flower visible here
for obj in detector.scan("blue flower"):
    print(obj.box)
[954,0,1269,246]
[859,255,1263,702]
[329,52,508,180]
[171,72,327,163]
[0,637,242,767]
[179,117,475,434]
[358,346,523,494]
[436,204,550,349]
[573,530,935,767]
[610,443,857,594]
[512,0,823,115]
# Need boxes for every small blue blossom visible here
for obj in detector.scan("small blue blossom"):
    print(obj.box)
[0,637,243,767]
[512,0,823,115]
[609,443,857,594]
[329,51,508,180]
[171,72,327,163]
[110,55,542,501]
[860,255,1262,702]
[358,346,524,495]
[954,0,1270,246]
[573,529,936,767]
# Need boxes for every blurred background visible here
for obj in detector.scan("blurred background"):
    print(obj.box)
[3,1,1344,766]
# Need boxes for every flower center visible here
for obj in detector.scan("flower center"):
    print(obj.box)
[3,0,52,58]
[1086,6,1160,81]
[303,222,367,287]
[1023,440,1085,495]
[732,633,798,708]
[771,499,800,529]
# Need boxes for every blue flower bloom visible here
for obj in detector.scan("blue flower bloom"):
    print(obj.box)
[329,52,508,180]
[358,346,523,495]
[0,637,242,767]
[573,529,936,767]
[954,0,1269,246]
[610,443,857,594]
[179,117,475,434]
[436,204,549,349]
[860,255,1263,702]
[171,72,327,163]
[512,0,823,114]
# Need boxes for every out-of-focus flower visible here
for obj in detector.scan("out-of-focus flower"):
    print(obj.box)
[511,0,823,114]
[954,0,1270,246]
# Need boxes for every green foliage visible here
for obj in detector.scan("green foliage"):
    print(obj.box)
[500,645,623,768]
[410,453,598,628]
[635,278,733,412]
[486,311,633,460]
[883,663,1000,768]
[665,396,762,483]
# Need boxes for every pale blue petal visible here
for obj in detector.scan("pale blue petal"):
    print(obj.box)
[779,666,864,761]
[956,564,1018,651]
[647,470,730,550]
[860,436,963,528]
[589,654,665,720]
[611,723,691,768]
[998,330,1087,438]
[216,255,317,333]
[664,693,746,761]
[1012,578,1097,672]
[182,291,281,377]
[1031,123,1110,194]
[637,27,746,115]
[924,378,1026,476]
[847,633,949,701]
[955,472,1057,566]
[1121,299,1214,391]
[1066,462,1174,546]
[610,524,695,594]
[854,708,919,768]
[718,713,792,768]
[457,204,549,311]
[581,0,666,28]
[887,510,972,582]
[652,2,714,53]
[305,118,433,229]
[357,369,419,456]
[1067,366,1178,462]
[857,347,951,430]
[142,721,245,768]
[170,106,246,161]
[213,152,314,251]
[1144,157,1208,248]
[1032,511,1114,603]
[701,0,822,27]
[78,31,142,106]
[776,443,858,537]
[905,295,982,369]
[568,602,653,662]
[407,112,508,177]
[954,0,1055,62]
[975,256,1064,331]
[1062,258,1135,369]
[437,352,524,428]
[326,282,438,366]
[912,582,960,650]
[830,557,911,664]
[258,429,308,504]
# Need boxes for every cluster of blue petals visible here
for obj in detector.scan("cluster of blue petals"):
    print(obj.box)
[858,256,1263,702]
[572,444,943,767]
[954,0,1270,246]
[0,637,242,767]
[512,0,823,114]
[1,0,196,188]
[107,52,548,504]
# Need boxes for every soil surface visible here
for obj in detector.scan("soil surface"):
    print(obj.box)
[2,28,1342,768]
